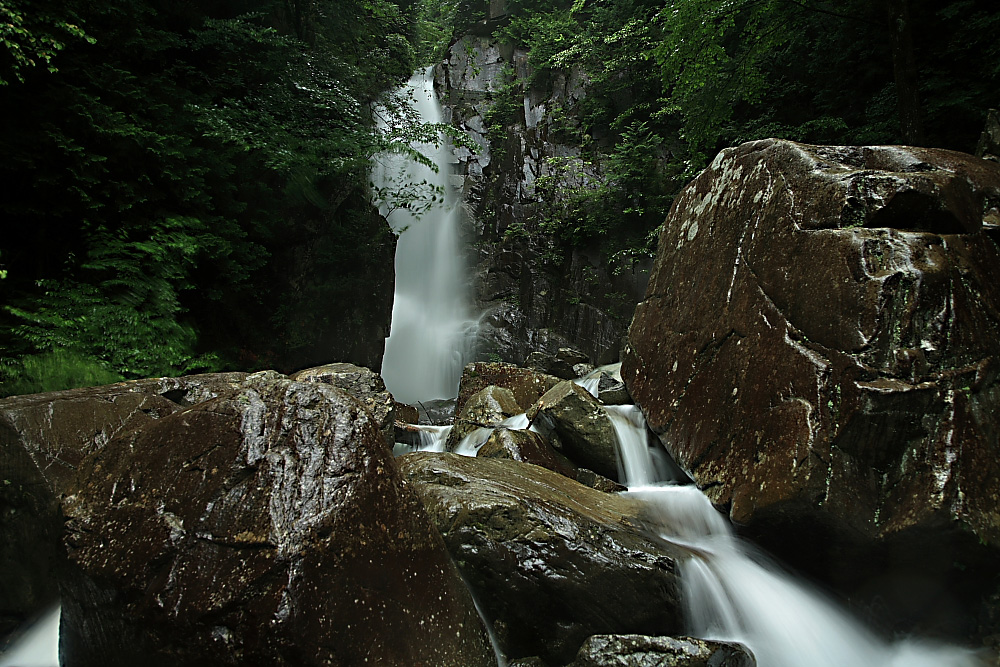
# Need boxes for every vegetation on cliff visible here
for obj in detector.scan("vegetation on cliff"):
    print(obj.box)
[2,0,996,394]
[448,0,999,258]
[0,0,423,395]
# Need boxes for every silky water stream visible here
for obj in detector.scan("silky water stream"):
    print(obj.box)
[405,374,983,666]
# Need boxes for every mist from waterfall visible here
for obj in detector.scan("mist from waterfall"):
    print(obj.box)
[376,67,477,404]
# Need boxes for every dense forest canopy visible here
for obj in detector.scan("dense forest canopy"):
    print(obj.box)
[1,0,997,395]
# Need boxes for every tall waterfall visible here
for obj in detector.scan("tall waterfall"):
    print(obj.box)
[376,67,477,404]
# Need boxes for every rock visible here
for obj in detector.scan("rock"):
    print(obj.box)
[398,452,684,664]
[0,429,63,641]
[477,427,576,478]
[575,469,628,494]
[0,373,246,639]
[623,139,1000,635]
[438,22,653,366]
[447,385,524,450]
[525,347,593,380]
[977,109,1000,161]
[289,362,395,447]
[394,401,420,424]
[508,658,547,667]
[413,397,458,425]
[59,372,496,667]
[0,373,247,495]
[527,381,621,481]
[568,634,756,667]
[456,362,562,414]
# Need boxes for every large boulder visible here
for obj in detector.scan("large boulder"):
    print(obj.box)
[568,634,755,667]
[0,372,246,639]
[526,381,621,481]
[398,452,684,664]
[58,372,496,667]
[622,139,1000,633]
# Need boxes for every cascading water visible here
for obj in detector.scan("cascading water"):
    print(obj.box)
[412,391,982,667]
[375,67,477,404]
[612,416,982,667]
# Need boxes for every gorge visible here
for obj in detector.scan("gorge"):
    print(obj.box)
[3,1,1000,664]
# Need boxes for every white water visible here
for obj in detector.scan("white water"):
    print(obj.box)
[0,606,59,667]
[611,412,982,667]
[376,67,477,404]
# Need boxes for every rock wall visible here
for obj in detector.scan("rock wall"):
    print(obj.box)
[435,15,652,365]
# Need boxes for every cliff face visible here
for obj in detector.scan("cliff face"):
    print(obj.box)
[435,8,653,366]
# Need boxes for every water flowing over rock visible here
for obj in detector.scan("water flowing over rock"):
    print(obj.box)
[446,384,524,450]
[623,139,1000,635]
[526,380,621,481]
[568,634,756,667]
[398,452,684,665]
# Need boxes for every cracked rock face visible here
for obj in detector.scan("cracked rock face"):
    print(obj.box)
[59,372,495,667]
[623,139,1000,582]
[398,452,683,665]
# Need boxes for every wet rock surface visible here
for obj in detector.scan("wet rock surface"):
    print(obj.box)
[447,384,524,450]
[0,373,246,495]
[456,362,562,414]
[527,381,621,481]
[0,373,246,639]
[525,347,594,380]
[623,139,1000,637]
[58,372,496,667]
[568,634,756,667]
[398,452,684,664]
[477,427,576,478]
[289,362,396,447]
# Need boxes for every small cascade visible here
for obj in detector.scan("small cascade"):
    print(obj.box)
[0,605,60,667]
[574,362,624,399]
[611,409,981,667]
[376,67,478,404]
[393,424,452,456]
[453,413,533,457]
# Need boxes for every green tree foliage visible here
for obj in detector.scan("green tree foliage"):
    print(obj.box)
[0,0,93,83]
[653,0,1000,159]
[0,0,423,396]
[492,0,681,259]
[487,0,998,262]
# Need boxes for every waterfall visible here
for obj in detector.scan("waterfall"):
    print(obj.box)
[376,67,477,405]
[610,412,982,667]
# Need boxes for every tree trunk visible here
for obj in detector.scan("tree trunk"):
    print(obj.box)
[886,0,924,145]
